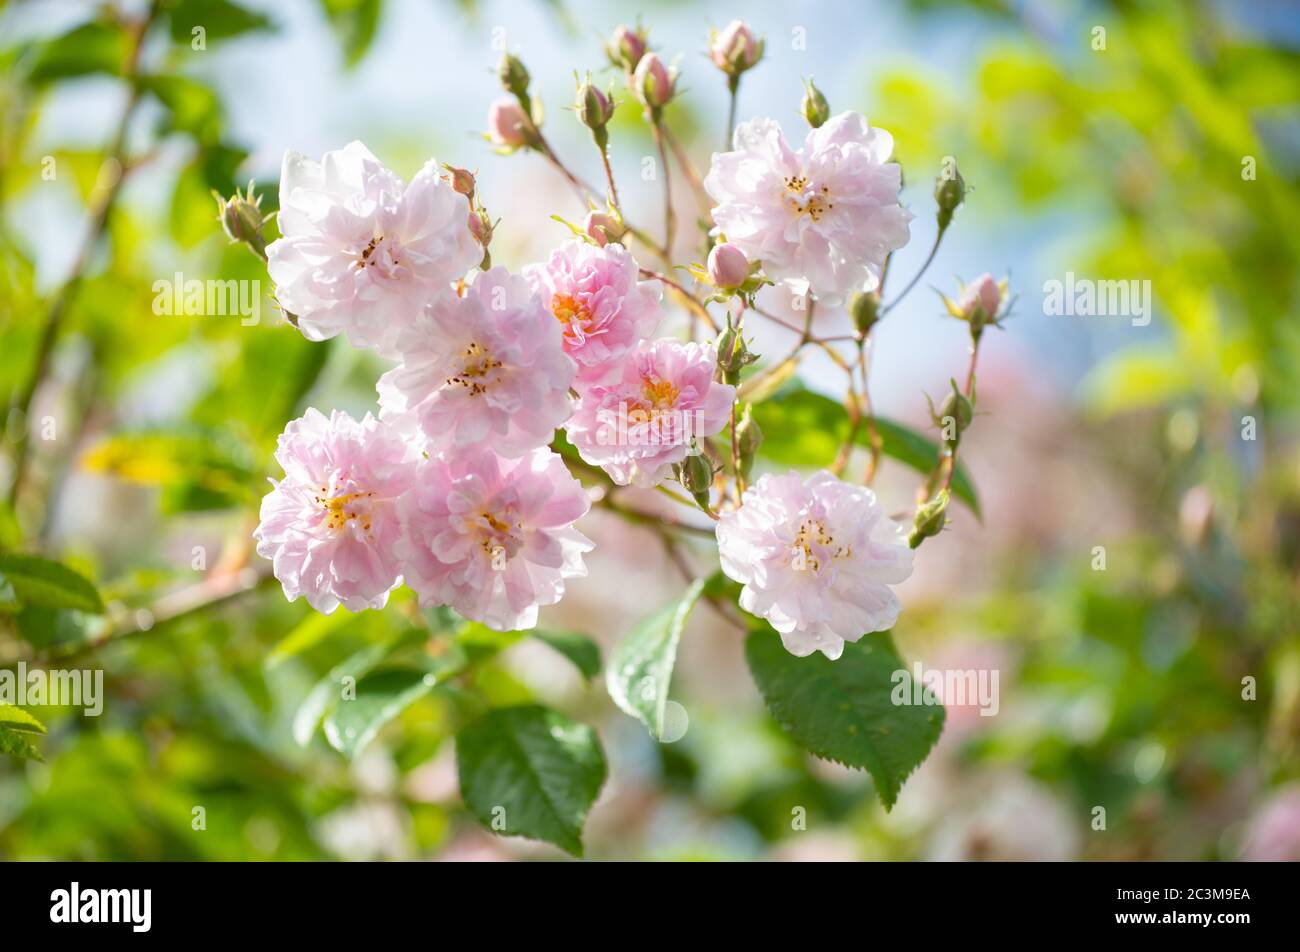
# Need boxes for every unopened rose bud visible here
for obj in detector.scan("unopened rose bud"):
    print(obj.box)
[735,405,763,480]
[442,163,476,198]
[716,319,758,385]
[710,20,762,77]
[633,53,675,110]
[801,77,830,128]
[608,24,647,72]
[707,242,749,289]
[487,97,531,148]
[680,452,714,510]
[216,184,268,258]
[468,205,494,269]
[576,78,615,132]
[908,490,950,549]
[850,291,880,336]
[935,382,973,448]
[935,165,966,229]
[959,273,1001,323]
[497,53,530,100]
[583,210,623,246]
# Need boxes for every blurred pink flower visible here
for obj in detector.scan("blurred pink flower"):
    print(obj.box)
[1241,783,1300,861]
[705,113,911,302]
[959,272,1003,320]
[267,141,480,355]
[254,408,415,613]
[525,240,662,376]
[565,338,734,487]
[716,470,913,659]
[487,97,530,148]
[396,448,592,631]
[377,267,575,458]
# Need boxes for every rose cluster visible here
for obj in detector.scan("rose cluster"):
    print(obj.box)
[249,20,972,657]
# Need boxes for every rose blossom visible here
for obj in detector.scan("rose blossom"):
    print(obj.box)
[704,113,912,301]
[254,408,415,614]
[524,239,663,375]
[716,470,914,659]
[267,141,481,355]
[377,266,575,458]
[565,338,735,487]
[396,448,593,631]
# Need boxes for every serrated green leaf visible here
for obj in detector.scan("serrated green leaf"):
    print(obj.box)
[534,631,601,681]
[0,704,46,734]
[456,705,606,857]
[606,579,704,740]
[0,724,43,762]
[755,384,981,517]
[323,650,466,759]
[744,627,944,810]
[0,554,103,613]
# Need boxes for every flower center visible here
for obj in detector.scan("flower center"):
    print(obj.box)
[476,510,521,564]
[355,233,401,274]
[783,175,835,223]
[551,293,594,334]
[790,517,851,572]
[445,341,503,396]
[641,376,680,410]
[315,489,377,535]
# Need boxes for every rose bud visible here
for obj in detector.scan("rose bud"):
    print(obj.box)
[441,163,476,198]
[633,53,675,110]
[576,78,615,132]
[583,210,624,246]
[800,76,830,128]
[710,20,762,76]
[707,242,749,289]
[487,97,531,148]
[959,273,1002,323]
[608,24,647,72]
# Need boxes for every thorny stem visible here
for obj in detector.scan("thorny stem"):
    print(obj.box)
[5,1,159,512]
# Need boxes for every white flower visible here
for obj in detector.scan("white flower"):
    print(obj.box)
[267,141,481,355]
[716,470,914,659]
[704,113,912,302]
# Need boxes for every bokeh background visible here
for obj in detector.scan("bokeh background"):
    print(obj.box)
[2,0,1300,860]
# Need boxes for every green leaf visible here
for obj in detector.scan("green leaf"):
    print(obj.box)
[534,631,601,681]
[27,21,127,85]
[744,627,945,810]
[456,705,607,857]
[0,554,103,613]
[292,629,425,747]
[166,0,274,43]
[606,579,704,740]
[0,571,18,613]
[0,725,43,762]
[755,384,981,517]
[319,0,383,67]
[323,650,466,759]
[0,704,46,735]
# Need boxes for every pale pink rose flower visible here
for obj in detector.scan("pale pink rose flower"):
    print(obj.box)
[565,338,735,488]
[524,240,663,375]
[377,267,575,458]
[716,470,914,659]
[704,113,912,302]
[267,141,481,355]
[396,448,593,631]
[254,408,415,614]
